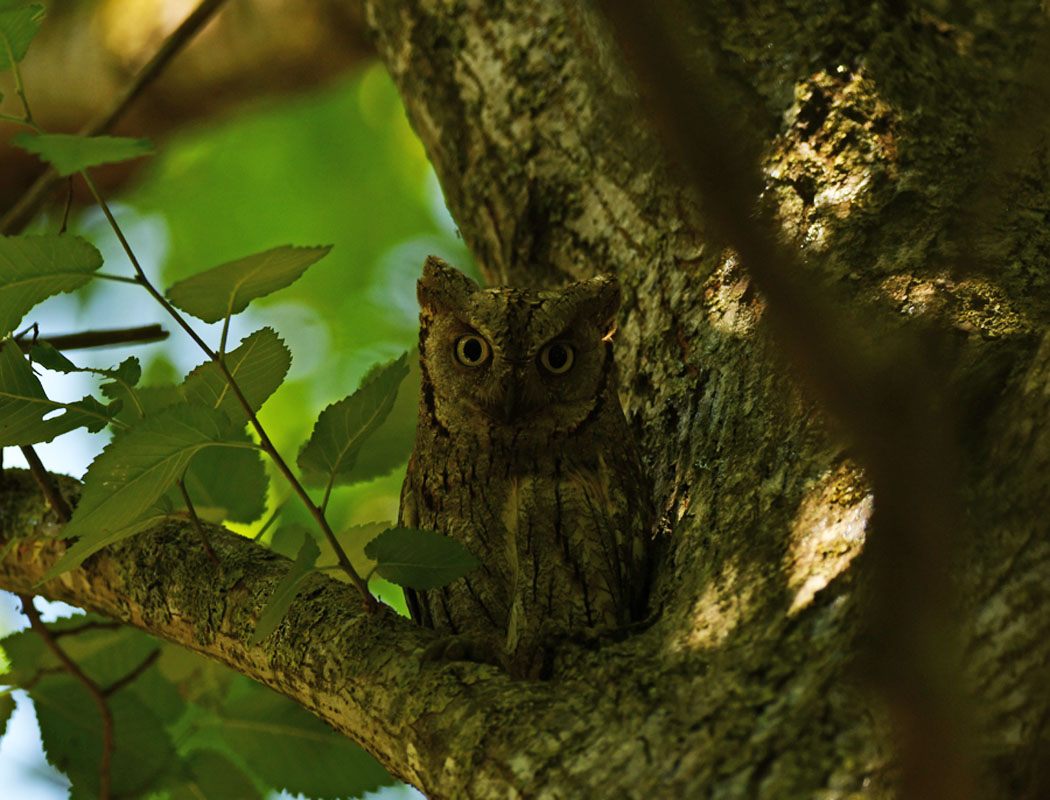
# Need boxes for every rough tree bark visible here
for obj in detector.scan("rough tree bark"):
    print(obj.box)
[2,2,1049,798]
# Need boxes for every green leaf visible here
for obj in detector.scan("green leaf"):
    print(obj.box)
[102,382,179,426]
[250,536,320,645]
[43,405,248,578]
[181,327,290,422]
[174,431,268,523]
[0,339,117,445]
[0,234,103,334]
[218,680,393,798]
[31,344,142,388]
[0,691,13,740]
[297,352,409,488]
[169,750,262,800]
[364,527,480,589]
[13,132,154,176]
[0,3,44,70]
[33,676,176,798]
[166,245,331,323]
[338,350,418,484]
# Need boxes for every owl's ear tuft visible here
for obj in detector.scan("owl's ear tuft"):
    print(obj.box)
[579,274,622,335]
[418,255,481,312]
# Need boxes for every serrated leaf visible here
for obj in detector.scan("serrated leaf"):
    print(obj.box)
[13,132,154,176]
[0,234,103,334]
[33,676,176,798]
[181,327,290,422]
[250,536,320,645]
[340,351,419,484]
[43,405,249,578]
[297,353,409,488]
[218,681,393,798]
[0,339,116,445]
[166,245,331,323]
[174,432,268,523]
[0,3,44,70]
[169,750,261,800]
[364,527,480,590]
[103,382,179,426]
[31,344,142,391]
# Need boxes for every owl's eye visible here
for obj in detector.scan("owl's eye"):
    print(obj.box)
[538,342,575,375]
[454,334,491,367]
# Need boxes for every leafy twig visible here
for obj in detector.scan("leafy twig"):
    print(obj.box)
[78,173,374,609]
[0,0,233,234]
[19,595,113,800]
[51,620,122,639]
[102,649,160,697]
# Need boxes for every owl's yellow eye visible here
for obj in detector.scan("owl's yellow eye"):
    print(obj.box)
[538,342,574,374]
[454,334,491,367]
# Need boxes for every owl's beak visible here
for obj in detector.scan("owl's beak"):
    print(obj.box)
[501,383,521,422]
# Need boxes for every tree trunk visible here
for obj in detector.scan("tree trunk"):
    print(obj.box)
[3,1,1049,798]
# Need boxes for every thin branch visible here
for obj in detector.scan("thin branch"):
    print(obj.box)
[94,272,143,286]
[19,447,71,522]
[102,649,160,697]
[252,498,287,541]
[0,0,233,235]
[51,620,122,639]
[177,479,219,566]
[19,595,113,800]
[16,324,169,352]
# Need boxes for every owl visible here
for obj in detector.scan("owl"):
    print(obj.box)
[399,256,652,677]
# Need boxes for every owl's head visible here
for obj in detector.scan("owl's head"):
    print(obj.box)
[417,255,621,438]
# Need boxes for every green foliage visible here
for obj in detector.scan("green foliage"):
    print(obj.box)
[365,527,480,589]
[181,326,291,421]
[250,535,320,644]
[0,34,469,800]
[13,132,154,176]
[338,350,419,485]
[0,2,43,70]
[166,245,331,324]
[218,680,393,799]
[0,617,393,799]
[0,339,117,446]
[44,405,254,578]
[0,234,103,334]
[172,428,268,524]
[298,352,409,488]
[167,750,261,800]
[34,677,176,799]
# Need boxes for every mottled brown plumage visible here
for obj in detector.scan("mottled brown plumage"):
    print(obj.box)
[399,256,651,676]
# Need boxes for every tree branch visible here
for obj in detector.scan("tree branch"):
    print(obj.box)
[0,0,233,234]
[15,324,169,352]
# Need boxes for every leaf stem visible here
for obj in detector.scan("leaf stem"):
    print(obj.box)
[19,595,113,800]
[19,446,71,521]
[94,272,143,285]
[177,479,219,566]
[4,33,35,127]
[79,173,375,610]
